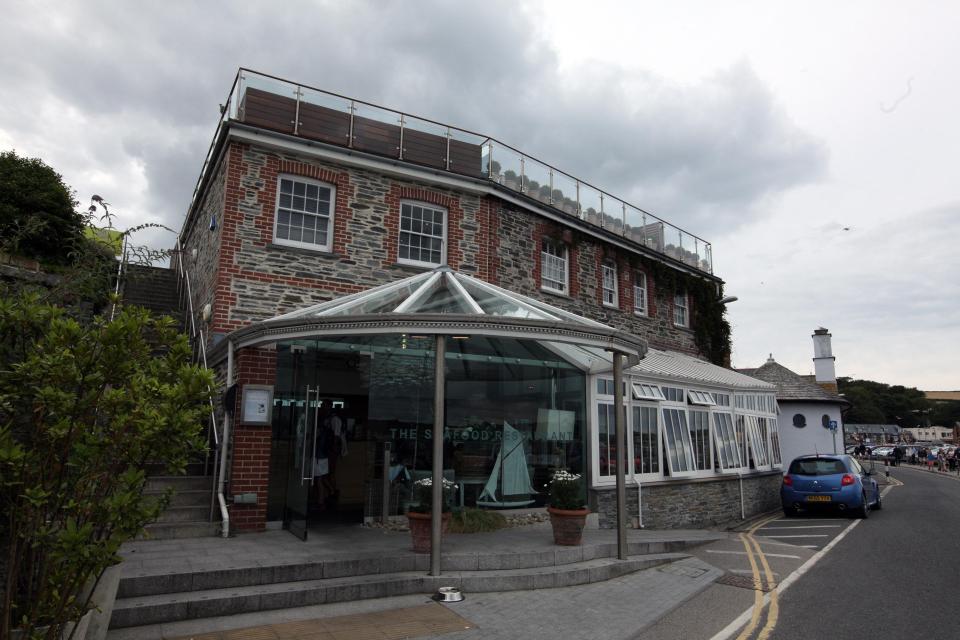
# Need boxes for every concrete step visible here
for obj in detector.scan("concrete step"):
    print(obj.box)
[145,476,211,492]
[140,521,220,541]
[145,489,211,508]
[156,506,210,523]
[109,552,687,628]
[144,461,208,477]
[117,538,698,599]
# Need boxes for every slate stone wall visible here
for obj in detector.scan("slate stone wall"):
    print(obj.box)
[594,472,782,530]
[194,140,702,356]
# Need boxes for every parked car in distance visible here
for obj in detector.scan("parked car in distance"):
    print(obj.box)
[781,454,881,519]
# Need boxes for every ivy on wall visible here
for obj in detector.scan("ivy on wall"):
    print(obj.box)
[634,255,731,366]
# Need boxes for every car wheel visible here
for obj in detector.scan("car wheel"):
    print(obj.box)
[856,492,869,519]
[874,490,882,510]
[782,507,795,518]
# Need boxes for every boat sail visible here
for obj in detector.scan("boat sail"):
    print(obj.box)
[477,421,536,507]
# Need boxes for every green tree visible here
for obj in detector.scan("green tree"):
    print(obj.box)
[0,150,85,265]
[0,295,213,638]
[838,377,931,426]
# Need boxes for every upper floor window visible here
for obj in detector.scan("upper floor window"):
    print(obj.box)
[541,240,568,294]
[602,263,617,307]
[274,175,334,251]
[399,201,446,267]
[674,291,688,327]
[633,271,647,316]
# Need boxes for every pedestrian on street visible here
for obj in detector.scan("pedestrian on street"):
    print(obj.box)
[927,449,936,471]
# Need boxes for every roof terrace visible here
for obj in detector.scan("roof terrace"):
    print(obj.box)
[192,69,714,275]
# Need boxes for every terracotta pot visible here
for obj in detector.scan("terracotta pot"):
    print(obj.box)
[406,511,451,553]
[547,506,589,546]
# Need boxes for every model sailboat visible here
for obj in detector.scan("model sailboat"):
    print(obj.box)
[477,421,536,507]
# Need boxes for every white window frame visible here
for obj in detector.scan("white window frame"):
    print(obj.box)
[661,406,698,478]
[745,414,772,471]
[688,390,716,406]
[712,411,743,473]
[673,291,688,327]
[602,263,618,307]
[630,403,662,479]
[633,271,647,316]
[768,417,783,467]
[688,408,713,475]
[541,240,569,295]
[273,174,335,252]
[398,200,447,268]
[632,382,665,401]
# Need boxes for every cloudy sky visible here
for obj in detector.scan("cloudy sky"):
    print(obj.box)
[2,1,957,389]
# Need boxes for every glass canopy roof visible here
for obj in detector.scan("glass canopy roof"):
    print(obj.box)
[273,266,610,327]
[253,266,639,373]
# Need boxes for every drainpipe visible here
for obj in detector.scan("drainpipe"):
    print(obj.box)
[633,475,644,528]
[216,340,234,538]
[738,470,745,520]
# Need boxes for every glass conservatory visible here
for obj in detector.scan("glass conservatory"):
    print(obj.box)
[222,266,646,538]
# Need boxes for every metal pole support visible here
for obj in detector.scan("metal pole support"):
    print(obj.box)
[613,351,627,561]
[430,335,446,576]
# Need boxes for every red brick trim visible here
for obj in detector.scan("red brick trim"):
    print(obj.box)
[229,347,277,532]
[383,185,465,269]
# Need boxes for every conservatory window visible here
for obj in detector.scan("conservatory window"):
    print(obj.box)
[632,405,660,475]
[662,408,696,475]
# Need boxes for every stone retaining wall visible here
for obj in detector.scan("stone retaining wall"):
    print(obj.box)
[594,472,782,530]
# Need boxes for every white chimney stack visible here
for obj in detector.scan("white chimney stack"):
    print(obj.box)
[812,327,838,393]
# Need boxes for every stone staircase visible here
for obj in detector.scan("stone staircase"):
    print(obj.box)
[120,264,182,321]
[141,464,220,540]
[120,264,220,540]
[109,537,707,630]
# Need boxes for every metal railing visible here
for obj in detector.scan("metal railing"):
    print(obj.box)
[187,68,714,275]
[173,238,229,536]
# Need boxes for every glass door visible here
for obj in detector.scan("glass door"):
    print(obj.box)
[283,385,319,540]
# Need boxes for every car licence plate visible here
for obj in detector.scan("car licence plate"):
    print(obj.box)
[806,495,831,502]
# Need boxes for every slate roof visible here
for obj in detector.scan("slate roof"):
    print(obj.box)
[736,359,850,406]
[633,349,774,390]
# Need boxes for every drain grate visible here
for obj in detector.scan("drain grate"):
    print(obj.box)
[657,564,708,579]
[715,572,774,592]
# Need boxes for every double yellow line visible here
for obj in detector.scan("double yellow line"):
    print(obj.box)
[735,514,780,640]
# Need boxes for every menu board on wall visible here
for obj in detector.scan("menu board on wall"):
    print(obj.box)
[242,385,274,425]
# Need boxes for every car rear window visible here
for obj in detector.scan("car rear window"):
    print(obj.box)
[788,459,847,475]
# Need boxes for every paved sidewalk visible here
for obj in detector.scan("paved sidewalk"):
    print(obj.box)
[109,556,723,640]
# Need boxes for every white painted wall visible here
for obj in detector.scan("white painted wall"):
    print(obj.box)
[778,401,844,464]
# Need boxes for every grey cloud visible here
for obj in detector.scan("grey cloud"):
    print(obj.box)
[1,0,826,246]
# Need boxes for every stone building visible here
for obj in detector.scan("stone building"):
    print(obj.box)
[178,68,782,537]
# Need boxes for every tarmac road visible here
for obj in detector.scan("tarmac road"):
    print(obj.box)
[637,464,960,640]
[768,465,960,640]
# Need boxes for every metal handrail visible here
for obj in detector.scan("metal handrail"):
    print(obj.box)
[185,68,714,274]
[174,238,229,536]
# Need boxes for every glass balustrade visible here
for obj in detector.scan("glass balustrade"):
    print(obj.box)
[552,171,579,217]
[448,129,489,178]
[523,157,552,205]
[579,184,603,226]
[351,102,402,158]
[602,196,625,235]
[209,70,715,273]
[402,115,450,170]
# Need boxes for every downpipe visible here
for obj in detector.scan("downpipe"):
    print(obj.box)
[739,471,745,520]
[633,476,644,528]
[216,341,234,538]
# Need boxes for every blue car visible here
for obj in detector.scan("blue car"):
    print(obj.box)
[781,454,881,518]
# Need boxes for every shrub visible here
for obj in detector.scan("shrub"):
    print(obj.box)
[408,477,457,514]
[546,469,585,510]
[447,508,507,533]
[0,294,213,638]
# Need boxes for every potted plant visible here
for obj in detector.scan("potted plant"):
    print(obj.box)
[406,477,457,553]
[545,470,589,545]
